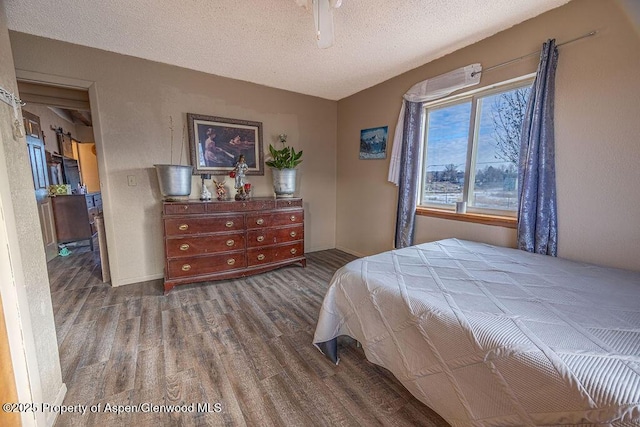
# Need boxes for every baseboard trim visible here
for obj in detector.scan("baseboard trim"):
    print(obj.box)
[305,245,336,253]
[46,382,67,427]
[335,246,366,258]
[113,273,164,287]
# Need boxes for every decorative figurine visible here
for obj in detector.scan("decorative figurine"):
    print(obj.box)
[199,174,212,201]
[231,154,250,200]
[232,154,249,189]
[213,178,227,201]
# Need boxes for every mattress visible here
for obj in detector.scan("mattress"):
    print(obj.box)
[313,239,640,426]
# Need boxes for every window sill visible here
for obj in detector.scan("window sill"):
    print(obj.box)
[416,207,517,229]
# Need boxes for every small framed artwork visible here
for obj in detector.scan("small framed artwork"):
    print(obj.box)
[187,113,264,176]
[359,126,388,159]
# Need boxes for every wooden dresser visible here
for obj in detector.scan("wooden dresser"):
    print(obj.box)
[162,197,306,292]
[51,192,102,251]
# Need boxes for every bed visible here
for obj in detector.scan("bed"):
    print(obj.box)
[313,239,640,426]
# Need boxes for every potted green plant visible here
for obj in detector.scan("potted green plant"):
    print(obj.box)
[265,134,302,198]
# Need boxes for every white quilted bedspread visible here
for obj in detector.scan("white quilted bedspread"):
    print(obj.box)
[313,239,640,426]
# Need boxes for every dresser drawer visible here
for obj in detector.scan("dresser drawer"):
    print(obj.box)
[271,209,303,226]
[246,212,273,229]
[246,242,304,267]
[276,199,302,208]
[167,252,246,278]
[247,225,304,248]
[164,214,244,236]
[166,233,245,257]
[206,199,276,213]
[246,209,303,229]
[93,193,102,209]
[164,203,206,215]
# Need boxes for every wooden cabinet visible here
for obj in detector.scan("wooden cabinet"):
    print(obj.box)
[52,193,102,250]
[162,198,306,292]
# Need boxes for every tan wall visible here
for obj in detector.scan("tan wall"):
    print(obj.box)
[0,3,64,424]
[336,0,640,272]
[10,33,338,286]
[75,125,95,143]
[22,104,78,154]
[618,0,640,35]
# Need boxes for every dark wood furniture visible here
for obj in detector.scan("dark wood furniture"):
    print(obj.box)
[51,193,102,250]
[162,197,306,292]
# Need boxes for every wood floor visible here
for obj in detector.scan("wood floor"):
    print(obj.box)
[48,245,450,427]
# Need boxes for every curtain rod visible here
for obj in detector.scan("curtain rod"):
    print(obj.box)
[471,30,597,77]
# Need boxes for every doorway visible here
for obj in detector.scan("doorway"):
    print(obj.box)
[18,80,108,266]
[16,78,115,387]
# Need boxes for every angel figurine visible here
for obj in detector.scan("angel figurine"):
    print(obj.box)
[213,178,227,201]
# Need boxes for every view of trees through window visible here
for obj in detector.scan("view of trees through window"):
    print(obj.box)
[421,82,532,212]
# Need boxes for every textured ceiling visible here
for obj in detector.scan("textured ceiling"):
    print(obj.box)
[5,0,569,100]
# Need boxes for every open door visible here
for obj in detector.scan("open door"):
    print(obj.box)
[23,110,58,261]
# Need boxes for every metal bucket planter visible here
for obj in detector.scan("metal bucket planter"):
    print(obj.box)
[272,168,297,198]
[154,164,193,200]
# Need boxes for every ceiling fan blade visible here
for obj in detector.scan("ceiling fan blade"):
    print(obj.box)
[313,0,335,49]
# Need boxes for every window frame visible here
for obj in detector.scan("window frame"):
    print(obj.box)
[417,73,536,223]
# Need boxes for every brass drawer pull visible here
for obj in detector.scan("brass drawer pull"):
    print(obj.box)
[226,239,235,247]
[257,235,265,242]
[178,224,189,231]
[181,264,191,271]
[225,221,234,228]
[179,243,190,251]
[256,218,264,225]
[290,215,296,221]
[183,205,189,210]
[289,231,297,238]
[257,254,265,261]
[290,248,297,255]
[227,258,235,265]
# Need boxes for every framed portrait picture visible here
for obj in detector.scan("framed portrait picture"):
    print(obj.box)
[359,126,388,160]
[187,113,264,176]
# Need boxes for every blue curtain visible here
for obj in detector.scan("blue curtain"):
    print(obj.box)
[395,100,422,249]
[517,39,558,256]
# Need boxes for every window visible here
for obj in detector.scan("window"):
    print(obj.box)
[419,77,533,217]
